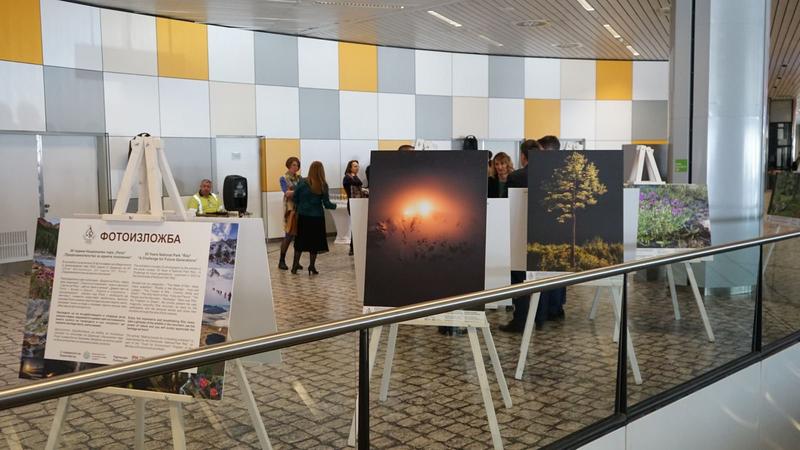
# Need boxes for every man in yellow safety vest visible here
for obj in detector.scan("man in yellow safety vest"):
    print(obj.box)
[187,179,222,214]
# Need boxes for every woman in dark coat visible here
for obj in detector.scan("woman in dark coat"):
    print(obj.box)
[342,160,365,256]
[291,161,337,275]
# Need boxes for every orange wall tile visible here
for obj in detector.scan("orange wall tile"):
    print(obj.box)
[262,138,301,192]
[0,0,43,64]
[156,18,208,80]
[596,60,632,100]
[524,99,560,139]
[339,42,377,92]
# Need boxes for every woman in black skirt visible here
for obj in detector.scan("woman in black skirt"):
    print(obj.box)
[291,161,337,275]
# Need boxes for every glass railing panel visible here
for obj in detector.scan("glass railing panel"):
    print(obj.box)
[627,248,757,406]
[762,233,800,345]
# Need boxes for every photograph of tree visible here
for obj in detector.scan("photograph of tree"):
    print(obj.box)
[637,184,711,249]
[768,172,800,220]
[528,151,623,272]
[365,151,487,307]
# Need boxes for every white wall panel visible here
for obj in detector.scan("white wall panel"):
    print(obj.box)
[158,77,210,137]
[561,100,596,141]
[760,343,800,450]
[0,61,46,131]
[626,364,761,450]
[103,72,160,136]
[340,91,378,139]
[525,57,560,99]
[208,26,255,84]
[378,93,415,139]
[340,140,377,179]
[265,191,285,239]
[452,54,488,97]
[452,96,488,138]
[108,136,133,199]
[560,59,596,100]
[596,101,632,141]
[41,0,103,70]
[633,61,669,100]
[100,9,157,76]
[0,134,40,261]
[415,50,452,96]
[488,98,524,139]
[593,141,630,150]
[214,137,261,217]
[425,140,452,151]
[300,139,342,188]
[210,82,256,136]
[256,85,299,138]
[578,428,625,450]
[297,37,339,89]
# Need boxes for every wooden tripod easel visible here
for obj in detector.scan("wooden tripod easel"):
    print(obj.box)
[45,136,273,450]
[628,145,664,185]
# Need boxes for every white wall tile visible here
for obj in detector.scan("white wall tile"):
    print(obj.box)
[100,9,157,75]
[560,100,596,141]
[378,93,415,139]
[560,59,596,100]
[104,72,160,136]
[340,140,377,176]
[488,98,524,139]
[415,50,452,96]
[158,77,210,137]
[593,141,630,150]
[41,0,103,70]
[298,37,339,89]
[525,57,560,99]
[0,61,46,131]
[425,140,453,151]
[452,54,488,97]
[256,85,299,138]
[210,82,256,136]
[596,101,632,141]
[452,96,488,139]
[213,137,261,217]
[300,139,342,188]
[208,25,255,84]
[633,61,669,100]
[340,91,378,139]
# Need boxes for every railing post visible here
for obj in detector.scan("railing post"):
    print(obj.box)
[614,273,628,415]
[753,245,763,352]
[358,329,369,449]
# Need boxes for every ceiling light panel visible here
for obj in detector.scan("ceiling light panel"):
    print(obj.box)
[477,34,503,47]
[626,45,640,56]
[427,10,462,27]
[314,1,405,8]
[603,24,621,39]
[577,0,595,11]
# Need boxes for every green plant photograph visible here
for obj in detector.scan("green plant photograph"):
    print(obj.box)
[768,172,800,219]
[637,184,711,249]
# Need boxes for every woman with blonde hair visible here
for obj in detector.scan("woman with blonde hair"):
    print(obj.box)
[291,161,337,275]
[487,152,514,198]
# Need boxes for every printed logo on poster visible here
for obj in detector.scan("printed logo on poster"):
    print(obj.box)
[83,225,95,242]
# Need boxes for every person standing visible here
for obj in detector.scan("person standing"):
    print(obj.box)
[342,160,365,256]
[291,161,337,275]
[187,179,222,214]
[278,157,302,270]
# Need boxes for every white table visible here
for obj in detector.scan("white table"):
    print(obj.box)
[330,199,351,244]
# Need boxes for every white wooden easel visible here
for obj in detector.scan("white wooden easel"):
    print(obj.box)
[45,136,273,450]
[627,145,664,185]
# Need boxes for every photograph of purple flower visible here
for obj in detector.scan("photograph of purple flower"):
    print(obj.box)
[637,184,711,249]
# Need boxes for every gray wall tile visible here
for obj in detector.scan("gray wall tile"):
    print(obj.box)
[162,138,213,196]
[416,95,451,140]
[489,56,524,98]
[632,100,668,140]
[378,47,415,94]
[44,66,105,133]
[255,33,299,87]
[299,88,340,139]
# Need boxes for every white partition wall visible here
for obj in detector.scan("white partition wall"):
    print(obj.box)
[213,137,262,218]
[0,134,40,263]
[41,135,100,220]
[759,343,800,448]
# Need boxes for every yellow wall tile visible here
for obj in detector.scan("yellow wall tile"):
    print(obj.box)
[378,140,414,150]
[525,99,560,139]
[596,60,632,100]
[156,18,208,80]
[0,0,42,64]
[262,138,300,192]
[339,42,377,92]
[632,140,668,145]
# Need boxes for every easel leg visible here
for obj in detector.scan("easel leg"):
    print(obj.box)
[379,324,398,402]
[611,287,643,385]
[589,286,603,320]
[467,327,504,450]
[234,359,273,450]
[134,398,146,450]
[666,265,681,320]
[348,326,382,447]
[168,402,187,450]
[481,326,512,409]
[684,262,715,342]
[514,293,541,380]
[45,396,71,450]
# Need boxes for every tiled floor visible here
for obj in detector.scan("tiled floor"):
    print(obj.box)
[0,237,798,449]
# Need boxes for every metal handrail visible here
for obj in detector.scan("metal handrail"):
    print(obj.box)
[1,229,798,410]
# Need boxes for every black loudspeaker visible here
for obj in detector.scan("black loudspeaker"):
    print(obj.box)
[223,175,248,214]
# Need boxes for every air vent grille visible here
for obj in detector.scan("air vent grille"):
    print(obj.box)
[0,231,28,261]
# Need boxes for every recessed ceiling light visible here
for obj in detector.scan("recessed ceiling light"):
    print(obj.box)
[603,24,621,39]
[626,45,640,56]
[314,1,405,9]
[660,6,671,15]
[553,42,584,49]
[516,19,550,27]
[427,10,462,27]
[577,0,595,11]
[477,34,503,47]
